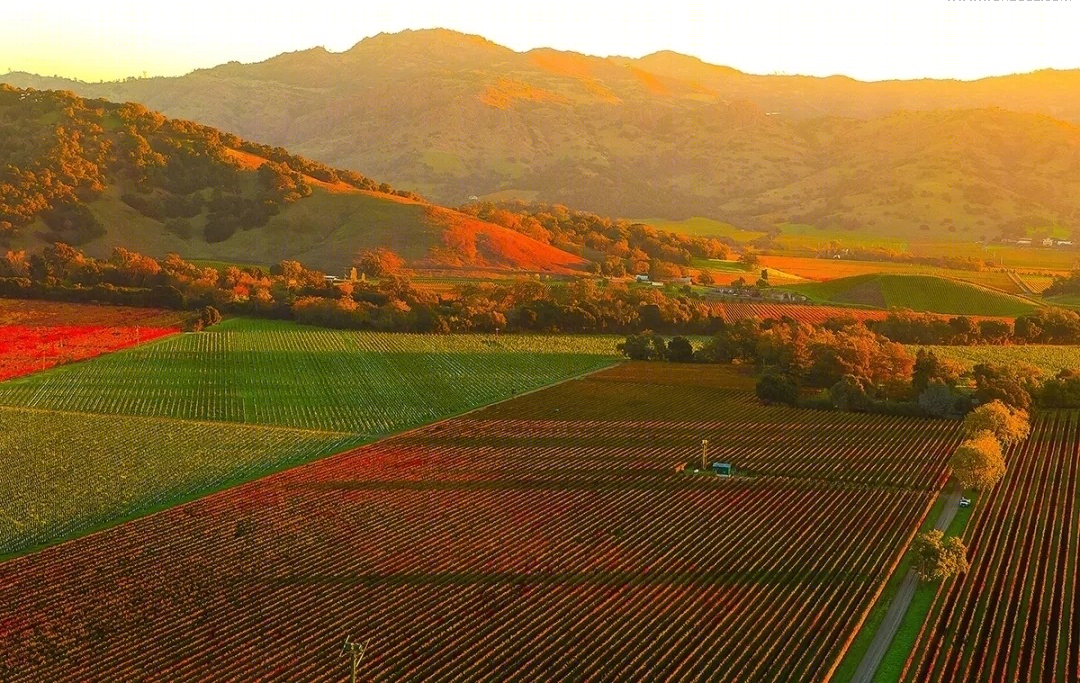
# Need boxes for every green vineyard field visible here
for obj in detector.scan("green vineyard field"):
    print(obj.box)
[913,344,1080,375]
[0,319,619,434]
[0,318,619,558]
[0,407,364,558]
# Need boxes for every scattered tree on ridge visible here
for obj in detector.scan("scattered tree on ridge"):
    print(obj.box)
[200,306,222,328]
[739,252,760,270]
[354,248,405,278]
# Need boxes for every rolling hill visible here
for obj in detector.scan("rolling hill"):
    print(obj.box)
[781,273,1040,317]
[0,86,587,275]
[4,29,1079,242]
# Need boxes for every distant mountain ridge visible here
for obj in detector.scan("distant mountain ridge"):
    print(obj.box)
[0,85,588,274]
[3,29,1080,238]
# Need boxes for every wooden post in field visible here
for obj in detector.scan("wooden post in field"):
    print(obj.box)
[342,636,369,683]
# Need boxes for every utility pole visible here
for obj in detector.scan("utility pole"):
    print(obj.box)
[701,439,709,471]
[342,636,370,683]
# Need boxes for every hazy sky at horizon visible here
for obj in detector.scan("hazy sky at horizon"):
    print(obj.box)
[4,0,1079,82]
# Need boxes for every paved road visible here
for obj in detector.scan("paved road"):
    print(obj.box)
[849,489,961,683]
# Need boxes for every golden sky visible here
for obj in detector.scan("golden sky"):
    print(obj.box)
[4,0,1079,82]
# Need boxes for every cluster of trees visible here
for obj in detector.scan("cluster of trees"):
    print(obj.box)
[912,400,1030,583]
[950,400,1029,490]
[962,362,1080,412]
[869,307,1080,346]
[616,333,695,363]
[618,316,1080,419]
[816,244,988,271]
[0,243,732,335]
[460,201,729,279]
[0,86,417,245]
[1044,269,1080,298]
[606,306,1080,351]
[619,321,962,417]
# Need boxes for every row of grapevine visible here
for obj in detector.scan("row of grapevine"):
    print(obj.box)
[0,405,364,558]
[0,324,177,381]
[900,410,1080,682]
[715,302,889,325]
[916,343,1080,374]
[0,319,618,435]
[0,363,958,681]
[0,299,187,328]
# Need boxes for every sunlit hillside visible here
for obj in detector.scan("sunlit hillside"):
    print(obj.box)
[5,29,1079,242]
[0,86,588,274]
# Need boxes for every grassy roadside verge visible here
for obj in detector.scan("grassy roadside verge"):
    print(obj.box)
[872,494,977,682]
[830,494,948,681]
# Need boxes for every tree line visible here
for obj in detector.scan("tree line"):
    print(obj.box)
[620,320,1080,419]
[0,243,734,335]
[911,400,1029,583]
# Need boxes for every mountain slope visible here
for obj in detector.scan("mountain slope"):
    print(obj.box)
[3,29,1079,238]
[0,86,588,274]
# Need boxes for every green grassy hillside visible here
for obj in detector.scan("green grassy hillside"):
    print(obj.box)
[781,273,1039,317]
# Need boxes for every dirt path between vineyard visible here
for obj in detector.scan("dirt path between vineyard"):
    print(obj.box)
[850,488,961,683]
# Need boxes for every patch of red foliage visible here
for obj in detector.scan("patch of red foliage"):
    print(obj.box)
[425,207,589,274]
[0,325,177,381]
[715,302,889,325]
[0,299,186,328]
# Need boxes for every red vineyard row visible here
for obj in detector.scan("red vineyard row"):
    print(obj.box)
[0,298,186,328]
[712,302,1010,325]
[0,325,177,382]
[0,364,958,682]
[901,410,1080,682]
